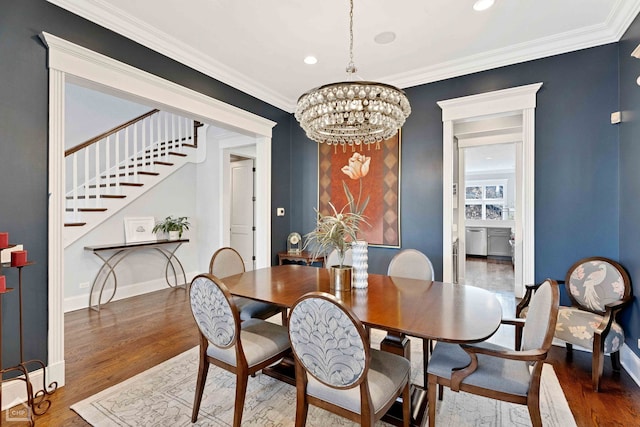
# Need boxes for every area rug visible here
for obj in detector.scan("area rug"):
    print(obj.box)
[71,331,576,426]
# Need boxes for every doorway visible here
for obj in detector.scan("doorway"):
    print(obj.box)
[439,83,542,298]
[459,142,516,292]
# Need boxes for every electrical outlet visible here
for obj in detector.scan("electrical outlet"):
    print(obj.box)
[79,281,89,289]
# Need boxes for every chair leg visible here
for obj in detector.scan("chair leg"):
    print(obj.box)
[438,384,444,401]
[191,357,210,423]
[402,382,410,427]
[527,394,542,427]
[233,373,249,427]
[281,308,288,326]
[593,343,604,392]
[612,350,621,372]
[428,375,437,427]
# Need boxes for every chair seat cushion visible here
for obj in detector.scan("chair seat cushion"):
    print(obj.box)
[306,348,410,414]
[555,307,624,354]
[207,319,290,367]
[428,342,531,397]
[233,296,280,321]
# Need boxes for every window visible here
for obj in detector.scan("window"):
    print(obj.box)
[465,180,507,220]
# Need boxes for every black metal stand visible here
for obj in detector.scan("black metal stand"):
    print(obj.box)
[0,247,57,425]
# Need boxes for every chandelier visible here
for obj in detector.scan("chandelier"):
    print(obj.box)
[294,0,411,147]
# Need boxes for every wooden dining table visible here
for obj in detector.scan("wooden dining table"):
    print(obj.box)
[221,264,503,426]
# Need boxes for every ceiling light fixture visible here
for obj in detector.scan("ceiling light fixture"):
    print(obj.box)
[295,0,410,147]
[304,56,318,65]
[473,0,495,12]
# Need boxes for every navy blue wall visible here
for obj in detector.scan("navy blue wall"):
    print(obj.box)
[292,44,620,284]
[619,13,640,358]
[0,0,293,369]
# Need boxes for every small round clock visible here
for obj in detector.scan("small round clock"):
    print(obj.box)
[287,232,302,254]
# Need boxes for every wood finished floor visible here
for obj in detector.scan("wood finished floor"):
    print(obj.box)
[6,285,640,426]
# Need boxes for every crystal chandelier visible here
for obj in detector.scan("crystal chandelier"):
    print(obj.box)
[295,0,411,147]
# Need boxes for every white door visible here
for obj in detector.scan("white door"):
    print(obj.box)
[230,158,255,270]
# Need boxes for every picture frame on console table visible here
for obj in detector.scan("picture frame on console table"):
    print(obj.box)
[124,216,156,243]
[317,132,401,247]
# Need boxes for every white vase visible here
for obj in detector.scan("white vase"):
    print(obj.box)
[168,230,180,240]
[351,240,368,289]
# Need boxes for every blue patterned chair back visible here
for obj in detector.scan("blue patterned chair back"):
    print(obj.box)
[288,292,368,389]
[387,249,434,281]
[190,274,238,349]
[521,279,559,352]
[209,247,245,278]
[566,257,630,313]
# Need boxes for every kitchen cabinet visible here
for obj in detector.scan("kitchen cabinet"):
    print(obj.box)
[487,228,511,256]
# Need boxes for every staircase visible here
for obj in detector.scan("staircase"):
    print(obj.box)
[64,109,202,247]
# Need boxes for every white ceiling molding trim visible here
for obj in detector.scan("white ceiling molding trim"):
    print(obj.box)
[46,0,293,112]
[392,1,640,90]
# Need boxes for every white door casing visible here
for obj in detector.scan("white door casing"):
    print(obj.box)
[438,83,542,298]
[41,32,275,400]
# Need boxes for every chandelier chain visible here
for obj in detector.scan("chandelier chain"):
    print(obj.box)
[347,0,356,74]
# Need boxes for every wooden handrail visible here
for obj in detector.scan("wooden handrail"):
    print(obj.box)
[65,109,159,157]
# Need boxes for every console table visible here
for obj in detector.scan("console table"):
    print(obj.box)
[85,239,189,311]
[277,251,325,267]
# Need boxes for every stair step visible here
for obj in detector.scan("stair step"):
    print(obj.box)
[154,161,174,166]
[168,151,187,157]
[138,171,160,176]
[65,208,108,212]
[183,143,197,148]
[87,182,143,189]
[66,194,126,200]
[64,222,86,227]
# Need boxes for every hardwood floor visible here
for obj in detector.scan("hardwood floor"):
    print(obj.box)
[6,286,640,426]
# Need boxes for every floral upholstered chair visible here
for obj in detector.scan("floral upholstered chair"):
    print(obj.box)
[288,292,411,426]
[189,274,291,426]
[209,247,284,322]
[516,257,632,391]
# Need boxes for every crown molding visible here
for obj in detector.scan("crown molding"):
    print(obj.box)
[46,0,293,112]
[48,0,640,112]
[389,0,640,90]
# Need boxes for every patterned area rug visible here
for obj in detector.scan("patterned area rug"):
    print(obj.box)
[71,331,576,426]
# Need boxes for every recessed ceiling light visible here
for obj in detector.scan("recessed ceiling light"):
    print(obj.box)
[473,0,495,11]
[374,31,396,45]
[304,56,318,65]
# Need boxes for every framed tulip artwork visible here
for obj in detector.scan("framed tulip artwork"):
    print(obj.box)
[318,133,401,247]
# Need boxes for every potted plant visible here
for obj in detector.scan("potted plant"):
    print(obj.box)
[152,216,190,240]
[304,202,364,291]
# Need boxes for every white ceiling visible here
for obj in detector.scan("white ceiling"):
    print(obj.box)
[48,0,640,113]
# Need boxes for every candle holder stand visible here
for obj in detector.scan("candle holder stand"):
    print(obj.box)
[0,246,57,425]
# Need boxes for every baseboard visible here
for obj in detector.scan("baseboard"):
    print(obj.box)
[1,359,65,412]
[621,344,640,388]
[553,339,640,389]
[64,271,196,313]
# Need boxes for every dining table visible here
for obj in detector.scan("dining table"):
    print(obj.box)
[221,264,503,426]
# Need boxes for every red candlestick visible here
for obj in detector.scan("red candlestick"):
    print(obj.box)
[0,232,8,249]
[11,250,27,267]
[0,275,5,292]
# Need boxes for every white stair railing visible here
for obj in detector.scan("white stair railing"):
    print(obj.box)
[65,110,198,223]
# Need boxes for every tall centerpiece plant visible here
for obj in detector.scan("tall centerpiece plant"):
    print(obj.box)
[304,202,364,268]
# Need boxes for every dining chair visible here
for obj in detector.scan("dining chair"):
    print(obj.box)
[189,273,291,426]
[427,279,559,427]
[325,248,353,268]
[288,291,411,427]
[209,247,285,322]
[516,257,632,391]
[387,248,435,387]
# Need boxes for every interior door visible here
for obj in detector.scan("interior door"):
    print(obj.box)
[230,158,255,270]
